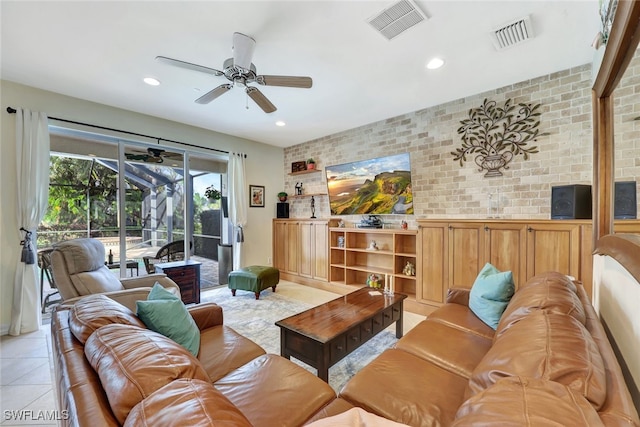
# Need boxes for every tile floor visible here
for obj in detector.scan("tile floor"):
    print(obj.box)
[0,280,425,426]
[0,328,57,426]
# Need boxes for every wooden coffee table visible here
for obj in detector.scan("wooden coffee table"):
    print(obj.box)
[275,287,406,382]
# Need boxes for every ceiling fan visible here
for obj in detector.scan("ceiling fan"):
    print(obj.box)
[125,147,179,164]
[156,32,313,113]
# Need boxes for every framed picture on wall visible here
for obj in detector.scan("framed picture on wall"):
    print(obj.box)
[250,185,265,207]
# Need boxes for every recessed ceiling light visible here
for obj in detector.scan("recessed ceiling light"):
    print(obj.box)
[143,77,161,86]
[275,121,286,127]
[426,57,444,70]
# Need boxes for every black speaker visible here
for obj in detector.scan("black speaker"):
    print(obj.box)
[551,184,592,219]
[276,202,289,219]
[615,181,637,219]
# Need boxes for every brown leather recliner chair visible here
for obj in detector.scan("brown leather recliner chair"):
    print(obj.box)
[51,238,181,311]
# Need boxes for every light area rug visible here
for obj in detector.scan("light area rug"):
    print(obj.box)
[200,286,398,392]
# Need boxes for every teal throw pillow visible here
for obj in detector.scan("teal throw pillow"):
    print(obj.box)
[148,281,179,300]
[469,263,515,330]
[136,283,200,356]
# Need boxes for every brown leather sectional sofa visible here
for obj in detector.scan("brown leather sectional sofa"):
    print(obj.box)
[52,271,640,426]
[51,295,346,426]
[337,271,640,426]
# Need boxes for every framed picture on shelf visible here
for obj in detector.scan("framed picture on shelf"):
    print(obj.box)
[250,185,265,207]
[291,161,307,173]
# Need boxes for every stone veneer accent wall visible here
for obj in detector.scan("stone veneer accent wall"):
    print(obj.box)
[284,53,640,225]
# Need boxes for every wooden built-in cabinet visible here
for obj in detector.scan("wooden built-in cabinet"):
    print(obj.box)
[273,219,328,286]
[525,222,581,281]
[417,219,640,307]
[299,221,329,280]
[273,218,640,313]
[328,225,418,299]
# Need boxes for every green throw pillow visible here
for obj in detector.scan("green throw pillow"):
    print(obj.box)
[136,283,200,356]
[469,263,515,330]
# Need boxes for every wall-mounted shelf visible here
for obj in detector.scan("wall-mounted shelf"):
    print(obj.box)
[289,169,322,176]
[289,193,327,199]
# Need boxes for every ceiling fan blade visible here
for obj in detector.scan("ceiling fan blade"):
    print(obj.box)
[246,87,276,113]
[156,56,223,76]
[232,32,256,71]
[257,75,313,89]
[195,84,233,104]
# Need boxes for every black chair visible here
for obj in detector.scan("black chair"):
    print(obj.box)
[38,248,60,313]
[143,240,193,274]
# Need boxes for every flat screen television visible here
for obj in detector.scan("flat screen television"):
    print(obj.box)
[325,153,413,215]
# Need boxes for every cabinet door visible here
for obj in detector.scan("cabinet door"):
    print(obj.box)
[313,221,328,280]
[526,223,580,280]
[417,223,448,305]
[484,222,527,289]
[299,223,313,278]
[273,221,287,271]
[448,223,485,289]
[285,222,300,274]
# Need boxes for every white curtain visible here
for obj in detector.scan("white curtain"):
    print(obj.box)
[228,153,247,270]
[10,109,50,336]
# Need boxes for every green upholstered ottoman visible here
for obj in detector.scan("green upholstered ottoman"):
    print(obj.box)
[228,266,280,300]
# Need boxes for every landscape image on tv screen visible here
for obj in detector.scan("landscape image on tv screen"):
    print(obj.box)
[325,153,413,215]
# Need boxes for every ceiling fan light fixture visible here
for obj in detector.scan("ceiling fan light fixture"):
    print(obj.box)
[157,32,311,113]
[275,121,286,127]
[232,32,256,71]
[143,77,161,86]
[426,57,444,70]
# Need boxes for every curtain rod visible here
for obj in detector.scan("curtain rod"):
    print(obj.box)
[6,106,246,158]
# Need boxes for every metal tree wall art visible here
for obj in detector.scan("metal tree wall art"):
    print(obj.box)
[452,98,541,177]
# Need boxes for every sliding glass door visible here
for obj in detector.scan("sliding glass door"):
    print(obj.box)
[40,128,228,290]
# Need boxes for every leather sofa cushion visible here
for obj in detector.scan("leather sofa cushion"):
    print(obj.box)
[84,323,210,424]
[394,319,492,378]
[519,271,578,293]
[427,303,495,340]
[215,354,336,427]
[124,379,252,427]
[198,325,265,382]
[340,349,469,427]
[468,311,607,409]
[495,274,586,340]
[303,398,355,425]
[69,294,146,344]
[453,376,604,426]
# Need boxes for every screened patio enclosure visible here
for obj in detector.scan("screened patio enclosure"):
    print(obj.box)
[39,129,230,291]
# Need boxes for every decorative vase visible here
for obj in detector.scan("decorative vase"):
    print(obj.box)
[476,152,513,177]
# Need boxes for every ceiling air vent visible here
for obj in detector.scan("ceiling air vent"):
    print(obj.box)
[367,0,428,41]
[490,15,534,50]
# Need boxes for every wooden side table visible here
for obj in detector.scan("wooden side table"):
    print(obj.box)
[155,260,201,304]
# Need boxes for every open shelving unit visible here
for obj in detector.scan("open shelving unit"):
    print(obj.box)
[329,224,417,298]
[288,169,322,176]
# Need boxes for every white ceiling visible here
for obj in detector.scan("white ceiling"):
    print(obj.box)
[1,1,600,148]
